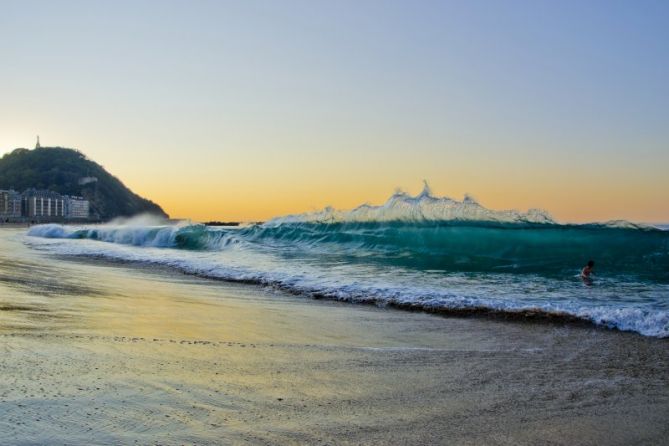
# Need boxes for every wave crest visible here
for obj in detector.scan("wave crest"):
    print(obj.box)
[27,214,191,248]
[267,181,556,225]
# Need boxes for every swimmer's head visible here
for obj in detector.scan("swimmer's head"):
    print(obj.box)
[587,260,595,268]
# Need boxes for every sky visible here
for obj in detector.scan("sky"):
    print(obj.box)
[1,0,668,222]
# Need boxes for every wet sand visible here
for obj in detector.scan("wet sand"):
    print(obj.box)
[1,228,668,445]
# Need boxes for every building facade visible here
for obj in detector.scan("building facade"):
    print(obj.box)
[0,188,91,221]
[0,190,22,218]
[22,189,66,218]
[65,196,90,219]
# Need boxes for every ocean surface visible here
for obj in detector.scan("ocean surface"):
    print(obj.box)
[25,187,669,338]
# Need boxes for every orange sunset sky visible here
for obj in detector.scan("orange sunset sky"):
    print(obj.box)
[2,1,668,223]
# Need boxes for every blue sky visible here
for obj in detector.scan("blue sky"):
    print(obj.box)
[1,0,668,221]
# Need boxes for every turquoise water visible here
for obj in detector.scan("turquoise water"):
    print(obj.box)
[24,189,669,337]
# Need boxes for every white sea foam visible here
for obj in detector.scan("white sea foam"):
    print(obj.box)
[267,181,556,225]
[28,223,78,239]
[23,234,669,338]
[27,214,193,248]
[21,188,669,338]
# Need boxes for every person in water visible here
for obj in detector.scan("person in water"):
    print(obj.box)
[581,260,595,279]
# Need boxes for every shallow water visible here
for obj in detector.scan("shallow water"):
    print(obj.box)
[25,187,669,338]
[26,218,669,337]
[1,227,668,445]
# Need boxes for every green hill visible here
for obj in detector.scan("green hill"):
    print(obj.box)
[0,147,168,220]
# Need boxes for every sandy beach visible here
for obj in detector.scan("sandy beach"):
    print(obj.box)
[4,1,669,443]
[1,228,668,445]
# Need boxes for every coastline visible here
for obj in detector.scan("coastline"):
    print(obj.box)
[0,222,32,228]
[47,252,666,338]
[24,219,669,338]
[1,229,668,445]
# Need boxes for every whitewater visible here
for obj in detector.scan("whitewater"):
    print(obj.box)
[25,185,669,338]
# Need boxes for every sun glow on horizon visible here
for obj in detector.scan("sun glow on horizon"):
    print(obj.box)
[1,1,668,223]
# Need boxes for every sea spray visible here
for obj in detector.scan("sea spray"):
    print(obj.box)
[25,187,669,337]
[266,181,556,225]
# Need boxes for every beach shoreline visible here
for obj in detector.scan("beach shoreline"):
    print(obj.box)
[1,229,668,445]
[52,252,657,338]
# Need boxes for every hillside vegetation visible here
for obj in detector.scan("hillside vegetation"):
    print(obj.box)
[0,147,167,220]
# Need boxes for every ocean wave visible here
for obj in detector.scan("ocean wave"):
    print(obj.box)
[28,217,669,281]
[23,188,669,338]
[20,235,669,338]
[267,181,557,225]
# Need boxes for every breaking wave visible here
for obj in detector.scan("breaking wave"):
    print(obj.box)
[27,222,669,281]
[25,185,669,338]
[268,181,558,225]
